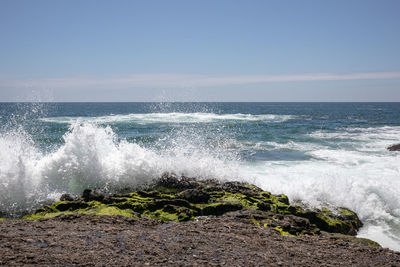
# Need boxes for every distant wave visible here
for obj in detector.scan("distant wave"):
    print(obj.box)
[39,113,296,124]
[309,126,400,151]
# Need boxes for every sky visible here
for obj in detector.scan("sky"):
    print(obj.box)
[0,0,400,102]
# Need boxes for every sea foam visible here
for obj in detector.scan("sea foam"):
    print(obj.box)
[248,126,400,250]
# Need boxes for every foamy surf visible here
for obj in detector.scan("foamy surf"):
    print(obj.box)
[247,156,400,250]
[246,125,400,251]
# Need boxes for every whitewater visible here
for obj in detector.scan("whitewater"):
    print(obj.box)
[0,102,399,251]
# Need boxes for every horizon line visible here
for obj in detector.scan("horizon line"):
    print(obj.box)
[1,71,400,90]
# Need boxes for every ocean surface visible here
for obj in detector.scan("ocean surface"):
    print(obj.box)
[0,102,399,250]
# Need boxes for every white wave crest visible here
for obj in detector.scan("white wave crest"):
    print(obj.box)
[39,113,296,124]
[0,123,241,216]
[309,126,400,151]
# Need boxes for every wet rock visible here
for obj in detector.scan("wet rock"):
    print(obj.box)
[181,189,210,203]
[226,210,320,236]
[156,173,202,190]
[276,194,290,205]
[0,210,6,218]
[162,205,193,221]
[112,202,146,213]
[55,201,89,212]
[221,181,263,195]
[149,199,192,211]
[387,143,400,151]
[257,202,271,211]
[60,194,74,201]
[296,207,362,236]
[136,190,164,198]
[82,189,105,202]
[202,203,243,216]
[23,174,363,237]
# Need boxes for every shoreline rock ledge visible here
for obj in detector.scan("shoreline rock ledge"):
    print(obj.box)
[2,173,400,266]
[26,173,363,237]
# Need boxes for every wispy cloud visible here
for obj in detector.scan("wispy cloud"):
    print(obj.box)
[2,71,400,90]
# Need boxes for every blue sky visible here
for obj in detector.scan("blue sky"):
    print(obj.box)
[0,0,400,101]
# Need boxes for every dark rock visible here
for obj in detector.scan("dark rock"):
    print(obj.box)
[112,202,146,213]
[60,194,74,201]
[277,194,290,205]
[34,205,55,214]
[137,190,163,198]
[0,210,6,218]
[82,189,105,202]
[181,189,210,203]
[55,201,89,212]
[162,205,193,221]
[347,228,357,236]
[221,181,262,195]
[296,208,362,236]
[102,197,126,204]
[202,203,243,216]
[225,210,320,236]
[257,202,271,211]
[149,199,192,211]
[387,144,400,151]
[287,205,298,214]
[23,174,364,239]
[156,173,202,190]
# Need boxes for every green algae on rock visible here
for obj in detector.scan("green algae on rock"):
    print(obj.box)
[23,173,363,237]
[331,233,381,248]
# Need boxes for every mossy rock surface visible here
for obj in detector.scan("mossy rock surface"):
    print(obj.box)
[331,233,381,248]
[294,207,362,236]
[23,173,363,237]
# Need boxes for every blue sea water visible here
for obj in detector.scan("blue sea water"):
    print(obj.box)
[1,102,400,250]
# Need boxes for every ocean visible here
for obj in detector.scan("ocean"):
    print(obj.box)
[0,102,399,251]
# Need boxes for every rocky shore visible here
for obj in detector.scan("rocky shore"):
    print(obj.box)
[1,174,400,266]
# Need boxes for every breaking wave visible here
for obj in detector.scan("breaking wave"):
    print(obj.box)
[0,123,242,216]
[250,126,400,250]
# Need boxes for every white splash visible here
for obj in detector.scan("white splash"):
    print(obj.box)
[0,122,241,216]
